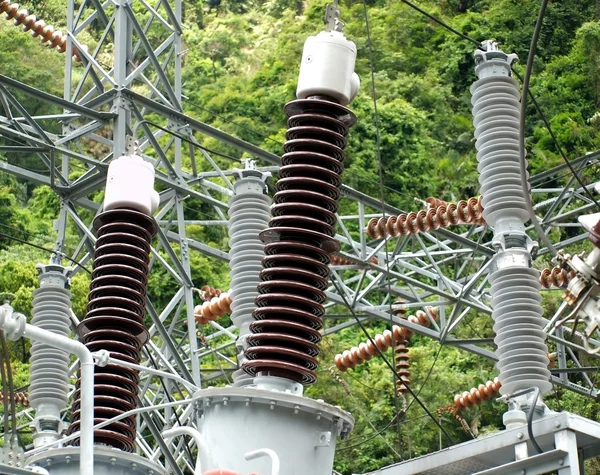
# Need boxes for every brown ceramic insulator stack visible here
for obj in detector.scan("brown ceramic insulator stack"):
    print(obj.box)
[334,307,439,372]
[539,266,575,289]
[330,253,379,266]
[242,98,356,385]
[194,292,232,325]
[200,285,223,301]
[0,0,81,60]
[453,377,501,411]
[68,209,156,453]
[2,391,29,406]
[394,340,411,395]
[424,197,449,208]
[366,196,484,239]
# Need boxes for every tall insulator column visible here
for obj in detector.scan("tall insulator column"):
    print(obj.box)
[68,152,159,452]
[29,264,72,447]
[472,42,551,398]
[228,162,271,386]
[243,25,360,386]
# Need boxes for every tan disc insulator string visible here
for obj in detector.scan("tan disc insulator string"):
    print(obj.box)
[334,306,439,372]
[0,0,82,60]
[366,196,484,239]
[539,266,575,289]
[194,292,232,325]
[199,284,224,301]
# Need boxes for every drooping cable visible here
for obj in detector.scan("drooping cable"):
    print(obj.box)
[396,0,481,48]
[518,0,556,255]
[361,0,404,450]
[512,68,600,210]
[0,332,9,445]
[0,232,92,274]
[0,331,17,446]
[330,277,456,445]
[528,387,543,454]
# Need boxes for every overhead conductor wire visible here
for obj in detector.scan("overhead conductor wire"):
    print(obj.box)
[519,0,556,255]
[361,0,406,453]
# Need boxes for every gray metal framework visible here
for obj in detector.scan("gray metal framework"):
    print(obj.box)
[0,0,599,472]
[359,411,599,474]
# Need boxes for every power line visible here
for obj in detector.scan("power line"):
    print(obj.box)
[182,96,282,146]
[397,0,481,48]
[361,0,405,452]
[135,120,242,163]
[511,68,600,210]
[330,276,456,445]
[0,232,91,274]
[518,0,557,256]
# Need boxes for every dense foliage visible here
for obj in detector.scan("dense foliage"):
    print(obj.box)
[1,0,600,473]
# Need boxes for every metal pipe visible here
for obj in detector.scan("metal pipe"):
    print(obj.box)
[245,448,281,475]
[91,350,200,392]
[0,306,94,475]
[162,426,208,475]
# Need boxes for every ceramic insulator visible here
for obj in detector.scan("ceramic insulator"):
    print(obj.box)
[29,265,72,428]
[366,197,484,239]
[194,292,232,325]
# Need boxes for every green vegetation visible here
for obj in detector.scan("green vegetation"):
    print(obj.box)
[1,0,600,473]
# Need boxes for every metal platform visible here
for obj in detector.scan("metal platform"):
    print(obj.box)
[359,412,600,475]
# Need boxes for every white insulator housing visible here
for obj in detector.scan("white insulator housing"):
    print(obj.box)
[296,30,360,106]
[104,154,159,216]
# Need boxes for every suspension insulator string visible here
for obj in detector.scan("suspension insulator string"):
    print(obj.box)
[366,196,484,239]
[0,0,82,60]
[330,253,379,266]
[1,391,29,407]
[198,285,224,301]
[194,292,232,325]
[539,266,575,289]
[333,306,439,372]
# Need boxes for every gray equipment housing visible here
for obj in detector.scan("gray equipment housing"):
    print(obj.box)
[194,385,354,474]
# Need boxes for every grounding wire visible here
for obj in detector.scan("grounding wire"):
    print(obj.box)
[143,348,196,465]
[337,412,432,452]
[527,387,544,454]
[362,0,406,451]
[0,333,9,446]
[396,0,481,48]
[0,232,92,274]
[519,0,557,256]
[182,97,282,145]
[135,120,242,163]
[512,68,600,210]
[330,276,456,445]
[0,332,17,446]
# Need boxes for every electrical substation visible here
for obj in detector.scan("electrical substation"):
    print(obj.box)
[0,0,599,474]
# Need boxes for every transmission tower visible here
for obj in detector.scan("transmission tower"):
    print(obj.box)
[0,0,599,474]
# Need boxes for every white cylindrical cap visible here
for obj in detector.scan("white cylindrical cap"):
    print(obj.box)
[104,154,159,216]
[296,30,359,106]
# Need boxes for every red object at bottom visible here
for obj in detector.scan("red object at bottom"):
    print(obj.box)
[203,471,261,475]
[204,471,260,475]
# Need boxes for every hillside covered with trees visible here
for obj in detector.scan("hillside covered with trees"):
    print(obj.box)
[1,0,600,473]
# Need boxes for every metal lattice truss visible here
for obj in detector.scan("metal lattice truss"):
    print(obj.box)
[0,0,599,471]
